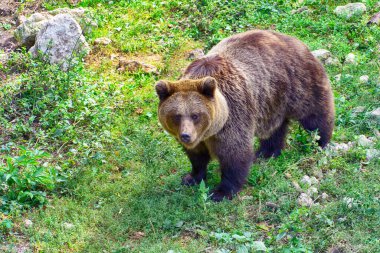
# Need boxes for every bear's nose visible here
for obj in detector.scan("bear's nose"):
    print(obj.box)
[180,133,191,143]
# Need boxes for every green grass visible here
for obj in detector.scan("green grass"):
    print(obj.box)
[1,0,380,252]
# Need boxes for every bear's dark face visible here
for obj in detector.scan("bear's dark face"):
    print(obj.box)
[155,77,217,149]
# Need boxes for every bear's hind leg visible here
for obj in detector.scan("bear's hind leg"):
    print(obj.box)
[299,112,334,148]
[256,120,289,159]
[182,143,210,186]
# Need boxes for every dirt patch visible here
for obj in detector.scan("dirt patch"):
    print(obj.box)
[0,0,45,52]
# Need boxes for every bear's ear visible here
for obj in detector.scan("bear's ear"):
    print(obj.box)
[200,77,217,98]
[155,80,171,101]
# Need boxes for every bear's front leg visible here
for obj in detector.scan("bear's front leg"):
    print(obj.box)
[182,142,211,186]
[210,139,254,202]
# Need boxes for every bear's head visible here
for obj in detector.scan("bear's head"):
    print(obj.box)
[155,77,228,149]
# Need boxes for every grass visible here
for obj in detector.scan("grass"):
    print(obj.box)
[1,0,380,252]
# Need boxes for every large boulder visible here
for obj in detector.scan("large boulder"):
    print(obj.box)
[48,7,97,34]
[334,3,366,19]
[29,14,90,71]
[14,8,96,48]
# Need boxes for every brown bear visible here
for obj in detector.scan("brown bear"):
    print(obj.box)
[155,30,334,201]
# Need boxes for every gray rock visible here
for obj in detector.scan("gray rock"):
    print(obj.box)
[300,175,311,187]
[334,74,341,82]
[291,6,309,14]
[14,13,53,47]
[0,52,8,64]
[298,193,313,207]
[14,8,96,48]
[311,49,340,66]
[345,53,356,64]
[29,14,90,71]
[325,57,341,66]
[359,75,369,83]
[187,48,204,60]
[48,7,97,34]
[63,222,75,229]
[366,149,380,161]
[357,135,373,147]
[307,187,318,197]
[370,108,380,121]
[24,219,33,228]
[310,176,319,185]
[328,142,354,153]
[352,106,365,113]
[94,37,112,45]
[334,3,366,19]
[312,49,332,61]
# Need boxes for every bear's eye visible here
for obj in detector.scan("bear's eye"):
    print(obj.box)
[191,114,199,121]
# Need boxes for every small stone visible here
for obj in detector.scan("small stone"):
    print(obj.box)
[94,37,112,45]
[298,193,313,207]
[325,57,341,66]
[344,74,353,79]
[118,58,158,74]
[368,11,380,25]
[291,6,309,14]
[374,129,380,138]
[311,49,332,62]
[24,219,33,228]
[334,74,341,82]
[370,108,380,121]
[187,48,204,60]
[265,202,279,209]
[352,106,365,113]
[343,197,354,208]
[329,142,353,153]
[0,53,8,64]
[358,135,374,147]
[359,75,369,83]
[321,192,329,200]
[307,187,318,197]
[334,3,366,19]
[337,217,347,222]
[345,53,356,64]
[63,222,75,229]
[300,175,311,187]
[310,176,319,185]
[241,195,253,200]
[366,149,380,161]
[313,169,324,179]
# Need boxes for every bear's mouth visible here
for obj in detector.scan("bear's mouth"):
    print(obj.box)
[179,138,199,149]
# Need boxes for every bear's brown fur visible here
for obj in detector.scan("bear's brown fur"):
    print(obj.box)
[155,30,335,201]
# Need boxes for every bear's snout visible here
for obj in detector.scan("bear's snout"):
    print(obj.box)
[180,133,191,143]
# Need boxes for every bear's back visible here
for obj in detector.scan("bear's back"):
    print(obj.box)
[183,30,331,139]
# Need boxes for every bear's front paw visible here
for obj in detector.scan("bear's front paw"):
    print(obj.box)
[210,189,233,202]
[181,173,203,186]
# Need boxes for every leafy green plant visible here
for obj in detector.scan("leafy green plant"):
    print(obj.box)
[0,23,12,30]
[209,231,268,252]
[199,180,209,210]
[0,147,58,214]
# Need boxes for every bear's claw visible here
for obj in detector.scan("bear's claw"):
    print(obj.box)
[210,189,233,202]
[181,173,203,186]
